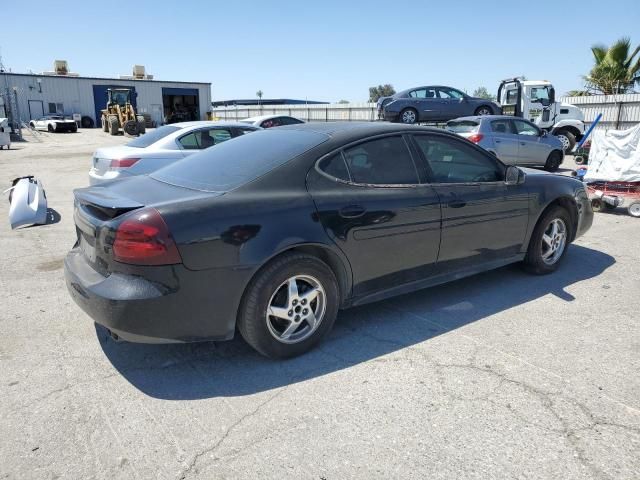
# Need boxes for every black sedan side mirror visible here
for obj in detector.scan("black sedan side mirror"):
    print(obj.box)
[505,166,524,185]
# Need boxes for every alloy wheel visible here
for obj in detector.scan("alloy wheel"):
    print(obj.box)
[557,134,571,152]
[266,275,326,344]
[477,107,492,115]
[401,110,416,124]
[541,218,567,265]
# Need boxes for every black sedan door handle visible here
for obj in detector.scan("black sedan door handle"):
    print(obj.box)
[339,205,366,218]
[447,200,467,208]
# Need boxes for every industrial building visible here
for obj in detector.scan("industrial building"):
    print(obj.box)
[0,61,211,131]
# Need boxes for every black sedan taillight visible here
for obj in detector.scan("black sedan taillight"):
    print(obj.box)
[113,208,182,265]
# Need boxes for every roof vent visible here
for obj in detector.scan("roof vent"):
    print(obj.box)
[42,60,78,76]
[54,60,68,75]
[133,65,145,79]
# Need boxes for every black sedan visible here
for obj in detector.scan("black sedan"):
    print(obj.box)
[378,85,500,124]
[65,123,593,358]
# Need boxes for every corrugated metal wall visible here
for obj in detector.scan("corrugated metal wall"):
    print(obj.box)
[559,94,640,131]
[211,103,378,122]
[213,96,640,132]
[0,73,212,127]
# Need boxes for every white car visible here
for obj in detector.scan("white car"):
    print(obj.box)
[89,121,259,185]
[241,115,305,128]
[29,115,78,133]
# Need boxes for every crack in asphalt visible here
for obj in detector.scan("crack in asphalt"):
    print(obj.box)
[175,387,287,480]
[320,326,637,480]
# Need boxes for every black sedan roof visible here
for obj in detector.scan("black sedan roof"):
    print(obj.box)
[277,121,442,141]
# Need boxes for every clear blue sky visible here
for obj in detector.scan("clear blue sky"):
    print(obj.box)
[3,0,639,102]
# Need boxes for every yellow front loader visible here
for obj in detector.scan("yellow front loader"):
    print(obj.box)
[100,88,146,136]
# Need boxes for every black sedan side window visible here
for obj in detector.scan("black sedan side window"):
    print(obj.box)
[414,135,505,184]
[342,136,419,185]
[319,153,350,182]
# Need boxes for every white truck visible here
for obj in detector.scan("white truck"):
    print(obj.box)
[497,78,585,152]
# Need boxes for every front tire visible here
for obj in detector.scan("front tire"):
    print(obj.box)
[544,150,562,172]
[399,108,418,124]
[109,117,120,136]
[555,130,576,153]
[238,252,339,358]
[47,124,54,133]
[523,206,571,274]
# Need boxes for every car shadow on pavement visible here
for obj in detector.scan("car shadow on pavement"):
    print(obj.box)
[98,244,614,400]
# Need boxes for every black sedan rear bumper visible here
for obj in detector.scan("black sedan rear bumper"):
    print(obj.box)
[64,248,252,343]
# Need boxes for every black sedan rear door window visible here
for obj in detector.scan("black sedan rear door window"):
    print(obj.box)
[342,136,419,185]
[151,129,328,192]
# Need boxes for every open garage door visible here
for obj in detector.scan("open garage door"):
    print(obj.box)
[162,88,199,124]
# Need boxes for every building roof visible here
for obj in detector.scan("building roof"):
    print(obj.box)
[0,71,210,86]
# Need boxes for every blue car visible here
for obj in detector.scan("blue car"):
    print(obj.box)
[378,85,500,124]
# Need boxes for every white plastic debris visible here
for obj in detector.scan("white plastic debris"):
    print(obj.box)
[4,176,48,229]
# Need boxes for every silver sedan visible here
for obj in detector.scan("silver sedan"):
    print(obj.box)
[446,115,565,171]
[89,121,260,185]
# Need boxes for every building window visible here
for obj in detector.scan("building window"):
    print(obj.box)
[48,103,63,114]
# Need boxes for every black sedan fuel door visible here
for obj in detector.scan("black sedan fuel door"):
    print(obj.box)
[307,134,442,298]
[412,133,529,272]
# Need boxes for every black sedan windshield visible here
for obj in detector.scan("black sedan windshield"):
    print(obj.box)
[151,129,328,192]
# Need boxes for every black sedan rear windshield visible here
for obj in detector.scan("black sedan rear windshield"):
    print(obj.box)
[446,120,479,133]
[151,129,328,192]
[127,125,182,148]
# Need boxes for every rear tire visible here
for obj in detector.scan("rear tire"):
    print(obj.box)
[47,124,54,133]
[102,116,109,132]
[544,150,562,172]
[523,206,571,275]
[399,108,418,124]
[555,130,576,153]
[238,252,339,358]
[628,202,640,217]
[474,105,493,116]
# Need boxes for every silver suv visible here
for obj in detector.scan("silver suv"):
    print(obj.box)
[446,115,565,171]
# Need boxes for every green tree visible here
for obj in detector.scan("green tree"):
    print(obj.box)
[369,84,396,102]
[472,86,495,101]
[337,99,349,104]
[566,89,591,97]
[585,37,640,94]
[256,90,263,101]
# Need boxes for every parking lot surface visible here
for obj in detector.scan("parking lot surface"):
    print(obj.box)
[1,129,639,480]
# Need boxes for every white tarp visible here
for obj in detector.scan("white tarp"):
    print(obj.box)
[584,124,640,182]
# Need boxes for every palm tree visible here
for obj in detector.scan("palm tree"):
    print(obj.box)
[585,37,640,94]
